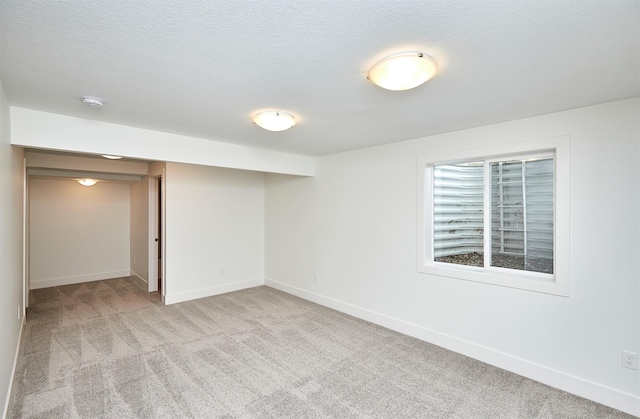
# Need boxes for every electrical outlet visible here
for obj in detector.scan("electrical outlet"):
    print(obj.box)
[314,273,319,283]
[220,268,225,276]
[17,305,21,320]
[622,350,637,370]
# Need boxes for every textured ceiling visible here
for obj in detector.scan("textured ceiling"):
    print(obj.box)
[1,0,638,157]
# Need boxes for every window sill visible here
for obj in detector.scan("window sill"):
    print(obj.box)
[417,262,569,296]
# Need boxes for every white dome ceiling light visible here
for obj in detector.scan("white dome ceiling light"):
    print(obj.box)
[77,178,98,186]
[81,96,104,108]
[101,155,123,159]
[367,52,438,91]
[253,111,296,132]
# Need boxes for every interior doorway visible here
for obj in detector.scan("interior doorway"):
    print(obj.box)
[157,177,162,294]
[148,174,165,299]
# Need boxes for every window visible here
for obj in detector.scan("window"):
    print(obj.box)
[417,136,570,296]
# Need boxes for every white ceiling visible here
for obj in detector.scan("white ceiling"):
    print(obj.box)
[1,1,638,157]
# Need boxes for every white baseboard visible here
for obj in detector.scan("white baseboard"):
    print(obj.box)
[265,278,640,417]
[164,278,265,305]
[30,270,131,289]
[2,315,25,419]
[130,271,148,289]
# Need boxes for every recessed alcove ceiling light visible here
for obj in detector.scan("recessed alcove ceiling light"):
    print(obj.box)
[77,178,97,186]
[101,155,123,159]
[81,96,104,108]
[253,111,296,132]
[367,52,438,91]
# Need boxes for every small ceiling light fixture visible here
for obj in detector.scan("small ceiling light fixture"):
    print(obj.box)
[77,178,97,186]
[81,96,104,108]
[253,111,296,132]
[101,155,123,160]
[367,51,438,91]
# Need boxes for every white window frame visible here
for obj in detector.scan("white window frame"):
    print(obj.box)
[417,136,570,296]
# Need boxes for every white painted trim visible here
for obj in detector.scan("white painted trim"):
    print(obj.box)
[148,176,159,293]
[164,278,265,305]
[22,157,28,310]
[131,271,148,289]
[2,315,25,419]
[265,278,640,417]
[30,270,131,289]
[416,135,571,297]
[160,168,166,299]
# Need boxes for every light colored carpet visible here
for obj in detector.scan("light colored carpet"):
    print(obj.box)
[8,277,633,418]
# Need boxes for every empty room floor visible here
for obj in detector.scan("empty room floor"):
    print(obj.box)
[7,277,633,418]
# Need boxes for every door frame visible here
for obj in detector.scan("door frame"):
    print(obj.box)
[22,157,29,313]
[148,172,166,301]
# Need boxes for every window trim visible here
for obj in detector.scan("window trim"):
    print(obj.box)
[417,136,570,296]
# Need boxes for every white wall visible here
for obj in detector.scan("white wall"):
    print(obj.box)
[130,179,149,284]
[0,79,24,416]
[29,179,131,288]
[11,107,314,176]
[164,163,264,304]
[265,98,640,415]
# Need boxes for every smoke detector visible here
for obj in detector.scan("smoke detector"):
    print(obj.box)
[81,96,104,108]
